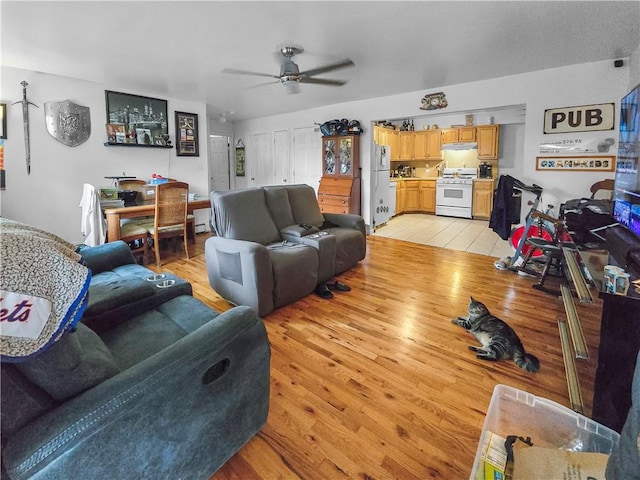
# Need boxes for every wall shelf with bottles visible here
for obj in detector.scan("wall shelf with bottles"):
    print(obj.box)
[103,142,173,149]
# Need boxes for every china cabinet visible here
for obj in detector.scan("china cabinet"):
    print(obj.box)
[318,135,361,214]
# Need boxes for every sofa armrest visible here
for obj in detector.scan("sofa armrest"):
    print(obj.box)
[281,224,319,239]
[205,236,275,316]
[4,306,270,480]
[323,213,366,237]
[79,241,136,274]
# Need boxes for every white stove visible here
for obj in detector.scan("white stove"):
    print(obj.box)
[436,167,477,218]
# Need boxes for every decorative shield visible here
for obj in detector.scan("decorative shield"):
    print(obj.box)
[44,100,91,147]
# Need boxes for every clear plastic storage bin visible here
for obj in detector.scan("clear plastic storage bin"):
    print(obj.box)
[470,384,620,479]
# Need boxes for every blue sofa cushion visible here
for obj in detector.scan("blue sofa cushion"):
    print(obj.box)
[15,323,120,401]
[86,276,155,315]
[100,296,221,370]
[82,264,192,333]
[1,366,57,437]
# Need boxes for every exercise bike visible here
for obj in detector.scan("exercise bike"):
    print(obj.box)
[498,180,572,294]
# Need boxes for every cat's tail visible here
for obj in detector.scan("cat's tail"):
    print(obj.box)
[514,352,540,373]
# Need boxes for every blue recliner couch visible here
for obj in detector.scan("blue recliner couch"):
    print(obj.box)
[1,240,270,479]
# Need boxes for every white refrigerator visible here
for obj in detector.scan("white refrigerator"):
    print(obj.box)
[372,144,391,229]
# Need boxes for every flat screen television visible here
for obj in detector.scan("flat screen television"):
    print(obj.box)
[613,83,640,237]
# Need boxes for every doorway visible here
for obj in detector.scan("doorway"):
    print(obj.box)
[208,134,230,192]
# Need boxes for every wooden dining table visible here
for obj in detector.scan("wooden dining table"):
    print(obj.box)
[104,199,211,241]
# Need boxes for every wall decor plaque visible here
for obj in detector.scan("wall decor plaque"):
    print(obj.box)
[544,103,615,134]
[535,155,615,171]
[45,100,91,146]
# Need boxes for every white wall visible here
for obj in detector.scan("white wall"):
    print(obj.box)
[233,59,630,227]
[0,67,209,243]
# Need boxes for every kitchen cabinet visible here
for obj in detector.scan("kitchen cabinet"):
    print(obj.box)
[395,180,406,214]
[399,132,415,160]
[441,126,476,144]
[413,131,428,160]
[404,180,421,212]
[419,180,436,213]
[319,135,360,214]
[441,128,458,144]
[388,130,400,161]
[459,127,476,142]
[394,179,435,214]
[477,125,500,160]
[425,130,442,160]
[472,179,495,219]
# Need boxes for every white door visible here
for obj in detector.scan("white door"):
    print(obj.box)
[292,126,322,192]
[208,135,230,193]
[274,130,290,185]
[249,132,272,187]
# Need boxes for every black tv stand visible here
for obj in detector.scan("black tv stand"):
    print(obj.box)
[591,225,640,433]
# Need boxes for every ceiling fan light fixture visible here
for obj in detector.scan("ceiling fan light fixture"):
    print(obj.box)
[282,79,300,94]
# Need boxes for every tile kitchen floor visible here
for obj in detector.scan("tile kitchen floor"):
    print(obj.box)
[372,213,513,258]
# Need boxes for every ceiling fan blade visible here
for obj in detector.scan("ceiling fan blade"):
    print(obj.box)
[247,80,281,89]
[222,68,279,79]
[297,59,354,78]
[299,77,347,86]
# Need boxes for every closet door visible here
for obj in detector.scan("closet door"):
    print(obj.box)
[292,126,322,193]
[274,130,290,185]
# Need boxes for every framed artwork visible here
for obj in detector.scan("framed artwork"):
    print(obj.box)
[235,140,246,176]
[535,155,615,171]
[175,111,199,156]
[104,91,168,144]
[0,103,6,139]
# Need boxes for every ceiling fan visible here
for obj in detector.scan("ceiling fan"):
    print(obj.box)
[222,45,354,94]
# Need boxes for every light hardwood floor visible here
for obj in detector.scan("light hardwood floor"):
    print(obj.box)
[151,233,603,480]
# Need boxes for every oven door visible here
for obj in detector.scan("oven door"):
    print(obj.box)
[436,182,473,218]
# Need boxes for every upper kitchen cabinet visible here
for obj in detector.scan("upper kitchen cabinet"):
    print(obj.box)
[476,125,500,160]
[399,132,415,160]
[414,130,442,161]
[425,130,442,160]
[388,130,400,161]
[441,126,476,144]
[322,135,360,177]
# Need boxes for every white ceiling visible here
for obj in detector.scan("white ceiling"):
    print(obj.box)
[2,1,639,121]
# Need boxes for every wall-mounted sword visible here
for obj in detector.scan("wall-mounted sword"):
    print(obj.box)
[12,81,39,175]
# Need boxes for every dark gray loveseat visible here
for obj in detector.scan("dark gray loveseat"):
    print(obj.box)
[206,184,366,316]
[1,241,270,479]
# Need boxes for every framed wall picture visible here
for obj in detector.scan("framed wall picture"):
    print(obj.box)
[235,140,245,176]
[104,91,168,144]
[175,111,199,156]
[535,155,615,171]
[0,103,7,139]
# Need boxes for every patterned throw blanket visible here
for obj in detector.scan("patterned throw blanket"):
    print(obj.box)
[0,218,91,362]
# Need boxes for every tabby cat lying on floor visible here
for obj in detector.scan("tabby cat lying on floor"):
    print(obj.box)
[452,296,540,372]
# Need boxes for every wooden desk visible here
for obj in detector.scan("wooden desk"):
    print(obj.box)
[104,199,211,241]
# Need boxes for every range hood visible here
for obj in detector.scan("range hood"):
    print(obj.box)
[441,142,478,151]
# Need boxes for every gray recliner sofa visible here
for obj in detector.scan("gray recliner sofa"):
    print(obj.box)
[206,184,366,316]
[1,240,270,480]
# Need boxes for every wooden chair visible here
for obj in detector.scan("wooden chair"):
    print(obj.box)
[590,179,615,200]
[146,181,190,267]
[119,220,149,265]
